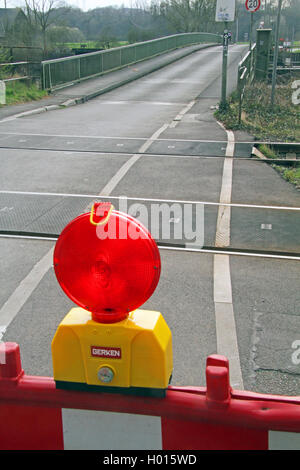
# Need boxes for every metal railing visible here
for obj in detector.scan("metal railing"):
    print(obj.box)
[41,32,222,91]
[0,61,41,83]
[0,61,29,80]
[237,43,256,124]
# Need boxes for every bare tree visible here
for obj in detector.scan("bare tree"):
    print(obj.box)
[23,0,64,53]
[157,0,217,33]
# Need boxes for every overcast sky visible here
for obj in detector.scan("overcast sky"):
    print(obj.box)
[6,0,146,11]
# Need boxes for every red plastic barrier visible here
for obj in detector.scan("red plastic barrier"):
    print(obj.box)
[1,343,300,450]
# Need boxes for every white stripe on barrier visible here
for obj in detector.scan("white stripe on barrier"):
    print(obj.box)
[61,408,300,450]
[62,409,162,450]
[269,431,300,450]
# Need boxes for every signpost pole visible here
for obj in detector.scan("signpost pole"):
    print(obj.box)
[245,0,261,50]
[215,0,235,110]
[249,12,253,50]
[270,0,283,109]
[221,24,229,109]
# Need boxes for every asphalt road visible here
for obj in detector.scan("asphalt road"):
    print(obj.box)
[1,43,300,396]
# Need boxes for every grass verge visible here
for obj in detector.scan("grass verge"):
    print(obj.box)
[215,80,300,190]
[272,164,300,189]
[257,143,300,188]
[257,144,277,159]
[215,80,300,142]
[2,81,48,106]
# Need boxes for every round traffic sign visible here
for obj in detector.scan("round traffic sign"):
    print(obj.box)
[245,0,261,11]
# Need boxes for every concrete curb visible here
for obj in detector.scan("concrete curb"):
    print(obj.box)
[252,146,267,160]
[2,43,218,121]
[0,104,61,122]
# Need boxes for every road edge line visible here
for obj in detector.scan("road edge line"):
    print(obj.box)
[214,120,244,389]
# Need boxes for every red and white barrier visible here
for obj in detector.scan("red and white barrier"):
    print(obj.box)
[1,342,300,450]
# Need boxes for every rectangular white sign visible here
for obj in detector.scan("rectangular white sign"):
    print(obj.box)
[215,0,236,22]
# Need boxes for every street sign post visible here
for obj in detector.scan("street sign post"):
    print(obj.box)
[216,0,236,22]
[216,0,235,109]
[245,0,261,50]
[245,0,261,12]
[271,0,283,109]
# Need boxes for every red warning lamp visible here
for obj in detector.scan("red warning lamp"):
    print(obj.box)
[52,202,172,396]
[54,202,161,323]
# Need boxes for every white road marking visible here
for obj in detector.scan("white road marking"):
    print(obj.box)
[0,248,54,327]
[214,254,232,304]
[0,147,242,161]
[0,106,184,330]
[1,235,299,260]
[215,157,233,247]
[0,131,206,141]
[0,131,296,147]
[98,100,188,106]
[215,123,235,246]
[98,123,169,197]
[143,79,201,84]
[213,122,244,390]
[159,245,300,261]
[1,190,300,211]
[169,100,196,128]
[99,154,141,197]
[214,256,241,383]
[0,143,292,162]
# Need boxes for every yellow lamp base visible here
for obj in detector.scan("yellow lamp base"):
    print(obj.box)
[51,308,173,397]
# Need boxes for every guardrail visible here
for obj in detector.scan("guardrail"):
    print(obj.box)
[0,61,42,104]
[252,142,300,163]
[1,343,300,450]
[269,51,300,75]
[0,61,41,83]
[237,43,256,125]
[41,32,222,91]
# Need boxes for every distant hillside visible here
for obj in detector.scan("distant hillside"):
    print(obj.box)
[55,6,172,42]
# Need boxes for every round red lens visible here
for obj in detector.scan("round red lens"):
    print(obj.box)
[54,207,161,323]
